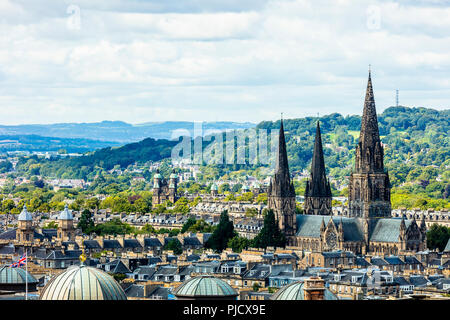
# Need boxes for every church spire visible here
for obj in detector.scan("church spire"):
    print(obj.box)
[275,118,290,177]
[307,121,332,197]
[355,69,384,173]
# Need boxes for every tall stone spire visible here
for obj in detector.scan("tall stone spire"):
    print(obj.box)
[304,121,332,215]
[309,121,332,197]
[355,69,384,173]
[348,69,391,219]
[268,118,297,238]
[275,119,290,177]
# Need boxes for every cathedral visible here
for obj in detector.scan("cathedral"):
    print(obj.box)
[268,70,427,255]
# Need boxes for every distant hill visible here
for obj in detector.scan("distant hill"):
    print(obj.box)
[0,121,256,143]
[14,106,450,190]
[0,135,120,153]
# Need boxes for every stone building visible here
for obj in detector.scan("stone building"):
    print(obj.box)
[57,204,75,241]
[16,205,34,243]
[303,121,332,215]
[267,119,297,238]
[152,170,178,206]
[272,71,427,255]
[348,70,391,219]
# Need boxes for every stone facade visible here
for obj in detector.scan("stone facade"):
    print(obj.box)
[267,119,297,238]
[152,170,178,206]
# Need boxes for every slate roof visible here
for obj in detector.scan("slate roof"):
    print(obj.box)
[369,218,411,243]
[103,239,122,249]
[183,237,202,246]
[384,256,405,265]
[409,275,429,287]
[144,238,163,247]
[0,229,17,240]
[105,259,131,274]
[83,240,101,249]
[370,257,388,266]
[123,239,142,249]
[0,243,15,255]
[295,215,363,241]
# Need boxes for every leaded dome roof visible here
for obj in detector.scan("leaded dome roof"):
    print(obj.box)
[174,275,237,298]
[39,265,127,300]
[0,266,38,284]
[270,281,338,300]
[59,204,73,220]
[18,205,32,221]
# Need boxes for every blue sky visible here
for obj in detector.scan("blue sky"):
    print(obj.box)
[0,0,449,125]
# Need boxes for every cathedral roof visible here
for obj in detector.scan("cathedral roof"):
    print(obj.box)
[295,215,364,242]
[369,218,412,243]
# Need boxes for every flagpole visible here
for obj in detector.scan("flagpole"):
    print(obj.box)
[25,248,28,301]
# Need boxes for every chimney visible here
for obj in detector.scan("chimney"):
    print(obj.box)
[303,277,326,300]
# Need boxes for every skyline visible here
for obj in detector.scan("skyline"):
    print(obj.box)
[0,0,449,125]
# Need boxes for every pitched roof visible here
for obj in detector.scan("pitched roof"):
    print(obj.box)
[369,218,412,243]
[295,215,364,241]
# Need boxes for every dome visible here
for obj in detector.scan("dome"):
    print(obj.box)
[154,173,162,179]
[18,205,32,221]
[0,266,38,285]
[169,182,175,188]
[270,281,338,300]
[174,275,237,299]
[170,172,178,179]
[40,265,127,300]
[211,183,218,191]
[59,204,73,220]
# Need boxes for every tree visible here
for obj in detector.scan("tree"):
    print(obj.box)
[427,224,450,252]
[164,239,183,255]
[181,217,196,233]
[252,209,286,249]
[77,209,95,234]
[205,210,236,252]
[227,236,250,253]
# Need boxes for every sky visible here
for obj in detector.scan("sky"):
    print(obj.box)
[0,0,449,125]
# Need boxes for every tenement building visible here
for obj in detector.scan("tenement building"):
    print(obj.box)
[270,71,427,255]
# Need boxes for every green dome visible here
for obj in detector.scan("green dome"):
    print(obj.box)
[0,266,38,285]
[154,173,162,179]
[211,183,218,191]
[174,275,237,299]
[270,281,338,300]
[40,265,127,300]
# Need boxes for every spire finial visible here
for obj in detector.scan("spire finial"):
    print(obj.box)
[281,112,283,120]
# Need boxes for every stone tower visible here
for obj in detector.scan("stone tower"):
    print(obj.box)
[16,205,34,243]
[304,121,332,215]
[348,70,391,219]
[268,119,297,237]
[58,204,75,241]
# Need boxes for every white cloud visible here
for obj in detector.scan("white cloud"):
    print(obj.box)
[0,0,448,125]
